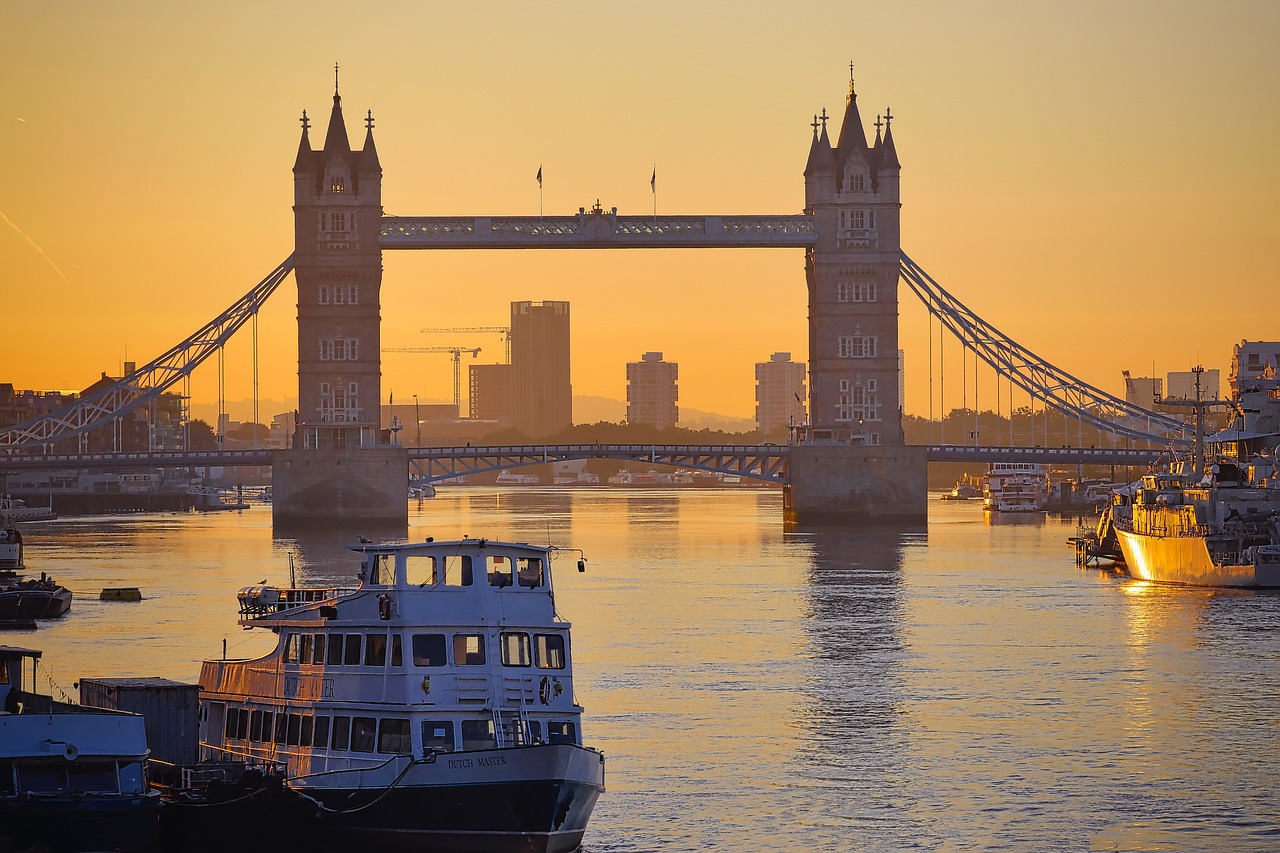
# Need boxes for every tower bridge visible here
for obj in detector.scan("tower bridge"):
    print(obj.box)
[1,69,1186,525]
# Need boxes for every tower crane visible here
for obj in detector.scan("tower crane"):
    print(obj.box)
[420,327,511,363]
[382,347,481,411]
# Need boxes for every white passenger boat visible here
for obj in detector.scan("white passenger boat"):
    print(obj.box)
[197,537,605,852]
[0,645,160,851]
[983,462,1048,512]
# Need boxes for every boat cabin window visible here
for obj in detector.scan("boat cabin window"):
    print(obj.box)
[547,721,577,746]
[286,714,303,746]
[369,554,395,585]
[423,720,454,752]
[250,710,272,742]
[351,716,377,753]
[406,555,436,586]
[413,634,447,667]
[299,634,313,663]
[331,716,351,751]
[224,708,250,740]
[365,635,387,666]
[391,634,403,666]
[68,763,119,794]
[442,555,473,586]
[461,719,497,750]
[500,632,532,667]
[313,716,331,748]
[312,634,326,665]
[454,634,486,665]
[488,555,513,587]
[283,634,301,663]
[517,557,544,588]
[118,761,145,795]
[274,714,288,745]
[327,634,345,665]
[300,715,314,747]
[378,718,412,753]
[535,634,566,669]
[344,634,363,666]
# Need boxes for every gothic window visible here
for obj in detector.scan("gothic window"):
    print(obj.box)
[851,173,865,192]
[837,282,854,302]
[323,211,348,232]
[319,338,360,361]
[838,335,877,358]
[331,176,345,194]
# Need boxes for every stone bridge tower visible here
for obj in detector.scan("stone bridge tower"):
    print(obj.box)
[803,73,902,445]
[274,73,405,527]
[786,72,924,525]
[291,74,384,450]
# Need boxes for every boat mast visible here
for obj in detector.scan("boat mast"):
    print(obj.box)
[1156,365,1228,476]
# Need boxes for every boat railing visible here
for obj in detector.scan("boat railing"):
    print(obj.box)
[238,586,358,619]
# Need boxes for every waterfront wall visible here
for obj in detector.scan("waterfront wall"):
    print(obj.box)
[784,445,927,525]
[271,446,408,526]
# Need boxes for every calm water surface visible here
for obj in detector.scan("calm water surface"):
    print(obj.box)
[12,490,1280,851]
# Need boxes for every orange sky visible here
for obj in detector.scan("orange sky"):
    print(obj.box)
[4,3,1278,422]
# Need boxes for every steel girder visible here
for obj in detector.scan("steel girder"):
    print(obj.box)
[405,444,790,483]
[0,257,295,452]
[898,252,1186,445]
[380,215,816,249]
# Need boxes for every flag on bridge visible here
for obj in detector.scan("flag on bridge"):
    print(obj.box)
[536,165,542,187]
[650,166,656,193]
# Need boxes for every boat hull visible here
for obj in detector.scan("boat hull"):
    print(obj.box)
[0,792,160,852]
[301,745,604,853]
[1114,526,1280,588]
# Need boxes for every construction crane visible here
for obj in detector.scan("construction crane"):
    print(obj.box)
[382,347,481,410]
[420,327,511,363]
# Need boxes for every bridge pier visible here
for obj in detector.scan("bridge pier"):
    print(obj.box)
[271,447,408,528]
[783,445,927,526]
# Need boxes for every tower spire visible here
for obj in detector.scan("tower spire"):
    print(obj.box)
[335,62,340,96]
[835,64,869,155]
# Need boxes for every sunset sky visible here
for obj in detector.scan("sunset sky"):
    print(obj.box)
[4,2,1278,424]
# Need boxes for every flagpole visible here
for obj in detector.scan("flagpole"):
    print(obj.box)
[538,164,543,223]
[651,164,656,223]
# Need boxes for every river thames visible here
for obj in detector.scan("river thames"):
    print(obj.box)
[11,489,1280,851]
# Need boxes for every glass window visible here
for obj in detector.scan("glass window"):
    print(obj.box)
[118,761,146,795]
[250,710,269,742]
[406,555,436,586]
[422,720,454,752]
[286,714,302,746]
[274,713,288,745]
[299,635,312,664]
[68,763,118,794]
[365,634,387,666]
[17,764,66,793]
[378,718,412,754]
[390,634,403,667]
[313,716,330,749]
[344,634,363,666]
[488,556,513,587]
[312,634,326,665]
[517,557,543,588]
[413,634,447,667]
[547,721,577,745]
[454,634,486,666]
[526,720,543,745]
[326,634,344,666]
[283,634,301,664]
[300,715,314,748]
[442,555,472,586]
[461,719,496,751]
[331,716,350,751]
[535,634,566,669]
[500,632,531,667]
[370,555,395,585]
[351,717,377,753]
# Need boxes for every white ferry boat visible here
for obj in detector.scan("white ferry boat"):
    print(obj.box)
[197,537,605,852]
[983,462,1048,512]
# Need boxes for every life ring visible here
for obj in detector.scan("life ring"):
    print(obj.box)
[377,593,392,621]
[538,676,551,705]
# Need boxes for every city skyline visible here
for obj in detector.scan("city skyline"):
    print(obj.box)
[3,3,1277,421]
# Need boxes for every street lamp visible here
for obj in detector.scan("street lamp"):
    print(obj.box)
[412,391,422,445]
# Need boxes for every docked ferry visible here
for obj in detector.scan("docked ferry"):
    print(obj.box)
[1108,370,1280,587]
[983,462,1048,512]
[197,537,605,852]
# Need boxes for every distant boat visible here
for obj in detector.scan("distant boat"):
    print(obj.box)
[0,526,72,620]
[495,471,541,485]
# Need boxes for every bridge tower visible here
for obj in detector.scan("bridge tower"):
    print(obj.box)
[274,72,406,527]
[803,72,903,445]
[786,72,924,525]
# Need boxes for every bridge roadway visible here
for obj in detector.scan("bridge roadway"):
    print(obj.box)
[0,444,1164,478]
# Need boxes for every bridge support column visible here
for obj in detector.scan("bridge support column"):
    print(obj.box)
[784,445,927,526]
[271,447,407,528]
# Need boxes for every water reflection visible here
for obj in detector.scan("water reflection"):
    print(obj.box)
[273,523,407,587]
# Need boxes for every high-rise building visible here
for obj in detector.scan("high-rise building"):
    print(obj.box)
[1124,377,1163,410]
[627,352,678,429]
[1230,340,1280,395]
[803,72,902,445]
[510,301,572,439]
[1166,369,1221,402]
[755,353,807,432]
[468,363,514,424]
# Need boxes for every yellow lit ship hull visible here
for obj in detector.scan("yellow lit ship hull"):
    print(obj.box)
[1113,525,1280,588]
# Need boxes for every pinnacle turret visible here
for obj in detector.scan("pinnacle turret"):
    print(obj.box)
[292,110,315,174]
[878,107,901,170]
[359,109,381,175]
[804,111,836,177]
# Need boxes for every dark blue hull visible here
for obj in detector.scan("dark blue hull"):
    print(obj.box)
[312,778,602,853]
[0,793,160,852]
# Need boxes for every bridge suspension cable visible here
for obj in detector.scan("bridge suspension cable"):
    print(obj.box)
[0,256,295,452]
[898,251,1186,444]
